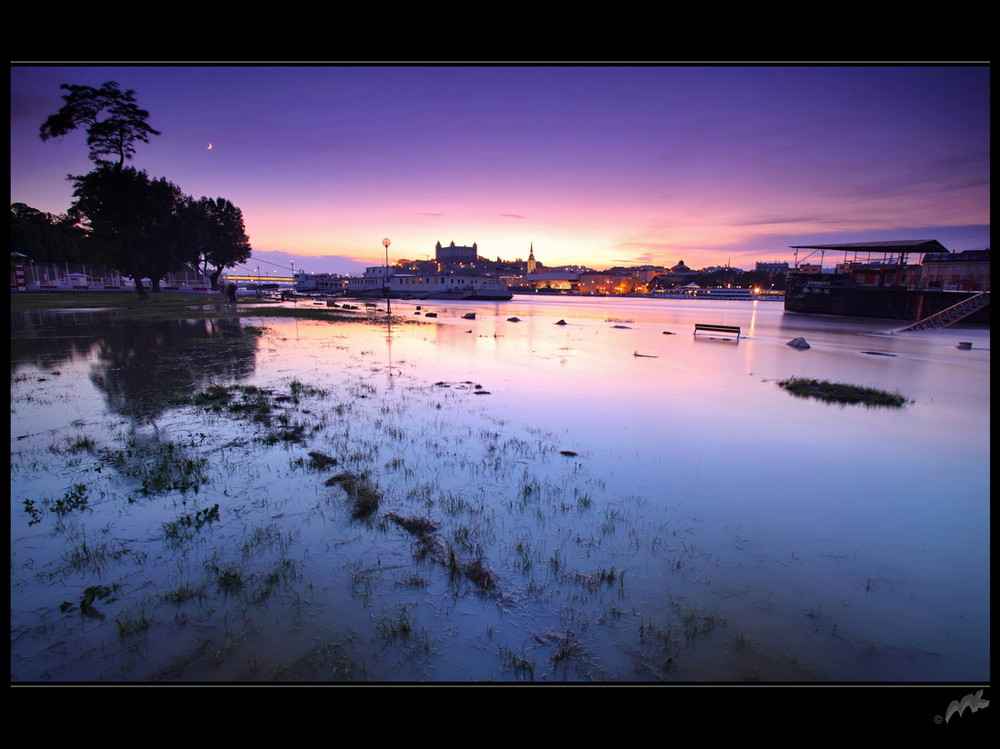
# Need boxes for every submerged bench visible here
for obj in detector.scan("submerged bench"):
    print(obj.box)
[694,323,741,340]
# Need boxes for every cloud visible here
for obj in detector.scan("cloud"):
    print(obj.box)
[499,213,527,220]
[612,252,658,265]
[732,215,823,227]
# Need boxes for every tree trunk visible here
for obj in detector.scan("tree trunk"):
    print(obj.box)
[210,266,223,291]
[126,240,147,300]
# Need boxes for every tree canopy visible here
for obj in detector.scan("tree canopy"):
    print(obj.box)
[39,81,161,168]
[34,80,255,296]
[10,203,88,263]
[69,165,185,297]
[180,197,253,290]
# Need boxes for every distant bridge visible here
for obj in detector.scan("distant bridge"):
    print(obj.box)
[224,275,294,283]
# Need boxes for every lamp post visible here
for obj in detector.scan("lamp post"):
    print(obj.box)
[382,238,391,317]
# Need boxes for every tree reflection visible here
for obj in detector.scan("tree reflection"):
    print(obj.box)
[11,310,261,420]
[10,309,107,373]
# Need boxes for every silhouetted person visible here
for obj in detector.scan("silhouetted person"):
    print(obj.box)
[226,283,237,303]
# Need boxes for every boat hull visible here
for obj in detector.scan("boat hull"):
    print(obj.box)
[346,271,513,301]
[784,278,989,323]
[423,289,513,301]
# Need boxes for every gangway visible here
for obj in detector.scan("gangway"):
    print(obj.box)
[896,292,990,331]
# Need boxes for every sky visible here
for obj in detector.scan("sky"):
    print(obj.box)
[10,64,991,276]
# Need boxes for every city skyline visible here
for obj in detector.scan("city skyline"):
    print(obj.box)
[10,64,990,275]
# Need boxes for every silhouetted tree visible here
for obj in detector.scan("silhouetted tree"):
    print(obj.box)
[181,196,253,290]
[69,165,185,298]
[39,81,161,168]
[38,80,250,295]
[10,203,88,263]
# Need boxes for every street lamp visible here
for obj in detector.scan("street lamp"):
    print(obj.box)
[382,238,391,317]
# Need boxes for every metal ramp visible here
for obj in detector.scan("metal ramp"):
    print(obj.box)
[896,292,990,331]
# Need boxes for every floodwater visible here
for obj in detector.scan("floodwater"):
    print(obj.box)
[10,296,990,683]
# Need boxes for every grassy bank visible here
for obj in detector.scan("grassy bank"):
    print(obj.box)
[9,290,392,323]
[11,290,223,311]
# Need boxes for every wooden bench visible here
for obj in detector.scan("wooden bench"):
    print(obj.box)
[694,323,741,340]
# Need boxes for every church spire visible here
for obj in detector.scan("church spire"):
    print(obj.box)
[527,242,537,274]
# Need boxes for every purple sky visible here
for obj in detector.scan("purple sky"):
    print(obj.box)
[10,64,990,275]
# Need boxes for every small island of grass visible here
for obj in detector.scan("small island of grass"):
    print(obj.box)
[778,377,907,408]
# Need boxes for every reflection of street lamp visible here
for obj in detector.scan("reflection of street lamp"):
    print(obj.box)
[382,238,391,317]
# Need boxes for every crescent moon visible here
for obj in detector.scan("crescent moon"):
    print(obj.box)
[207,143,213,150]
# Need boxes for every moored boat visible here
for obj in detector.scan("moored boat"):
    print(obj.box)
[783,241,990,324]
[346,267,513,301]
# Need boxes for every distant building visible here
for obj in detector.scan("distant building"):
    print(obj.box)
[435,241,478,269]
[606,265,666,284]
[519,271,578,292]
[395,258,440,274]
[921,249,990,291]
[577,271,641,295]
[756,261,790,275]
[648,259,699,289]
[671,259,692,273]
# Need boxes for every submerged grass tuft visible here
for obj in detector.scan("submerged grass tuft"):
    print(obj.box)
[162,584,206,604]
[50,484,91,517]
[214,566,245,591]
[116,613,151,638]
[777,377,906,407]
[326,471,382,519]
[463,558,498,593]
[103,440,209,496]
[163,504,221,542]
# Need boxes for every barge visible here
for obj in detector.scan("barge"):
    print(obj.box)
[345,266,513,301]
[784,241,989,324]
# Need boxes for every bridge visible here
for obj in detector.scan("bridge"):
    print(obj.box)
[224,275,294,283]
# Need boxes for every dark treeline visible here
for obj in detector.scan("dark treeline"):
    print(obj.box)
[14,81,251,298]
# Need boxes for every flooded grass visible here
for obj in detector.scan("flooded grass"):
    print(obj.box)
[777,377,907,407]
[102,439,210,497]
[10,300,990,683]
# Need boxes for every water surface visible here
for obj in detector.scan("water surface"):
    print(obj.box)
[10,296,990,682]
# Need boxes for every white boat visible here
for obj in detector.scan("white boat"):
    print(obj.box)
[651,286,784,301]
[346,267,513,300]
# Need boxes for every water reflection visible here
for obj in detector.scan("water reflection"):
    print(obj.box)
[11,310,261,421]
[9,298,990,683]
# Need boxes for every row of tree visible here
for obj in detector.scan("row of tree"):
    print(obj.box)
[15,81,252,298]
